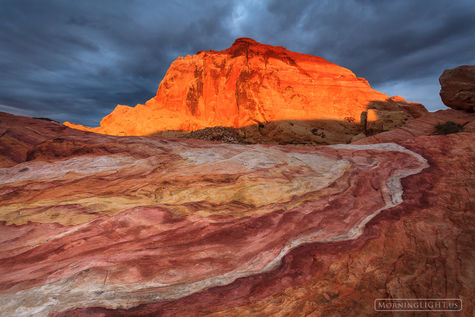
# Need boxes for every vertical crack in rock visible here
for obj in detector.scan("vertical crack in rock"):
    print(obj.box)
[185,66,204,116]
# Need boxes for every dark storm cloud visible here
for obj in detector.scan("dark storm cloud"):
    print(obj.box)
[238,0,475,110]
[1,0,474,125]
[0,0,235,124]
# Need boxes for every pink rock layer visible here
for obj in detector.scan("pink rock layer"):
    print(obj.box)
[0,110,474,316]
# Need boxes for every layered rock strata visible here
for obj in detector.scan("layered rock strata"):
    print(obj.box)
[1,111,474,316]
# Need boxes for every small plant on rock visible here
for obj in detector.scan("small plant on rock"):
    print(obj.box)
[433,121,464,135]
[344,116,356,123]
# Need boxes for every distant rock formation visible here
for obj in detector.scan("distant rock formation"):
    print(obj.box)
[440,65,475,112]
[65,38,426,142]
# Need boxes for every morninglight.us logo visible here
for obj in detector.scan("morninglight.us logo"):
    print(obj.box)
[374,298,462,312]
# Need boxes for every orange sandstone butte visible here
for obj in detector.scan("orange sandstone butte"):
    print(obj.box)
[64,38,426,136]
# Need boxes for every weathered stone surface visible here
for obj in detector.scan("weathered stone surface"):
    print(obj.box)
[1,111,474,316]
[440,65,475,112]
[151,104,418,146]
[353,109,475,144]
[64,38,427,143]
[151,94,429,146]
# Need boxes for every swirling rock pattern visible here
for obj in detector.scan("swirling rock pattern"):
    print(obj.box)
[1,111,474,316]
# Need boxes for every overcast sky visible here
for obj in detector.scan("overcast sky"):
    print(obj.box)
[1,0,474,126]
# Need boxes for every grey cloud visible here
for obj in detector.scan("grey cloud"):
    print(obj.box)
[0,0,474,125]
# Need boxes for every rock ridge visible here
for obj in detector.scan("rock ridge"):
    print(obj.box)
[64,38,426,139]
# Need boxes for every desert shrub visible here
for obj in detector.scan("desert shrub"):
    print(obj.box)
[433,121,464,135]
[344,116,355,123]
[311,128,326,138]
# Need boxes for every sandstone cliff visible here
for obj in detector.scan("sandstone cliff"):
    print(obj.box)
[64,38,426,140]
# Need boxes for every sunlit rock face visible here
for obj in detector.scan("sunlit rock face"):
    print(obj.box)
[150,95,428,145]
[64,38,426,139]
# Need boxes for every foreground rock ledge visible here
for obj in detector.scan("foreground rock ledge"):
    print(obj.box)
[0,111,474,316]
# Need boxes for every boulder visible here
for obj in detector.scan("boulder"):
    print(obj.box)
[439,65,475,112]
